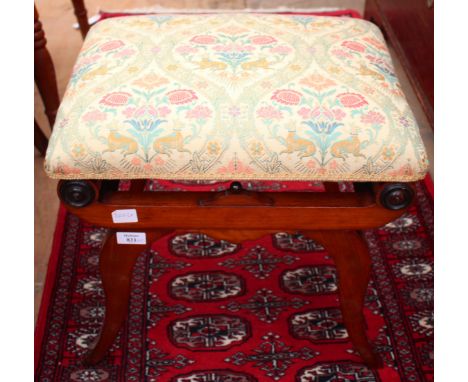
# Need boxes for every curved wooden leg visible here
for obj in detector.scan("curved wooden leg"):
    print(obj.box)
[308,230,382,369]
[85,230,169,365]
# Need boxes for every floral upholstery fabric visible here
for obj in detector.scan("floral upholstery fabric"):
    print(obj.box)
[45,14,428,181]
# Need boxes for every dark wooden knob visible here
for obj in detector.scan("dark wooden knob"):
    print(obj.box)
[230,181,243,193]
[59,180,96,208]
[380,183,414,210]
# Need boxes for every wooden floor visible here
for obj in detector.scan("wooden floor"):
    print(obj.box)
[34,0,433,323]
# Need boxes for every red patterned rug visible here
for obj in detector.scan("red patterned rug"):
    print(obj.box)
[35,178,433,381]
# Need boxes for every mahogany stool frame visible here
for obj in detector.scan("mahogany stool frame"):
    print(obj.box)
[41,2,420,370]
[57,179,415,368]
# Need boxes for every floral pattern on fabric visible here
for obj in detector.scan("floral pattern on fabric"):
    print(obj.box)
[45,14,428,181]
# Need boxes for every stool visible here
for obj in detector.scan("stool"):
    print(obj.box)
[45,14,428,368]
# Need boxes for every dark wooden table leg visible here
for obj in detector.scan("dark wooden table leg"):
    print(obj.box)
[323,182,341,192]
[85,229,170,365]
[34,4,60,128]
[71,0,90,38]
[130,179,147,192]
[34,119,48,156]
[309,230,382,368]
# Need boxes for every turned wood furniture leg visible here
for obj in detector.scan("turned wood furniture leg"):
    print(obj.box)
[34,4,60,128]
[71,0,90,38]
[323,182,341,193]
[85,229,170,365]
[309,230,382,368]
[130,179,147,192]
[34,119,48,156]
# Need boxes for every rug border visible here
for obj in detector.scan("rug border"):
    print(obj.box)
[34,204,67,372]
[424,174,434,199]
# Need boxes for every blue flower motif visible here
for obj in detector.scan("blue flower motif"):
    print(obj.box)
[218,52,250,68]
[292,16,316,27]
[302,120,343,135]
[125,119,166,132]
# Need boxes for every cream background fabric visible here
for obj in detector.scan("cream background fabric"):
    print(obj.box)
[45,14,428,181]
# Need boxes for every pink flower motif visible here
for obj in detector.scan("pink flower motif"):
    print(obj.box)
[363,36,386,51]
[238,44,255,52]
[307,106,335,120]
[332,109,346,121]
[134,105,158,117]
[124,105,168,119]
[298,107,312,119]
[166,89,198,105]
[337,93,368,108]
[250,35,277,45]
[306,160,316,169]
[270,45,293,54]
[300,74,336,92]
[99,92,131,107]
[271,90,302,105]
[213,43,255,52]
[332,49,353,59]
[154,156,166,166]
[257,106,283,119]
[100,40,124,52]
[361,111,385,124]
[176,45,199,55]
[123,107,136,118]
[156,106,171,118]
[131,157,142,166]
[190,35,217,44]
[83,110,107,122]
[310,107,321,119]
[365,55,386,66]
[60,165,82,175]
[80,54,102,66]
[329,160,338,169]
[341,41,366,52]
[217,159,254,175]
[186,105,212,119]
[320,107,334,120]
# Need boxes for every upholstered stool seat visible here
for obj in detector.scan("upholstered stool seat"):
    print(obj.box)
[45,14,428,182]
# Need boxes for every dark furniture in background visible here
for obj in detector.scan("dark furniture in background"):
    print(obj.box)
[71,0,90,38]
[34,0,89,155]
[365,0,434,128]
[34,4,60,155]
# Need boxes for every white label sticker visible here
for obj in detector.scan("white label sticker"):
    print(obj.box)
[112,209,138,223]
[116,232,147,245]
